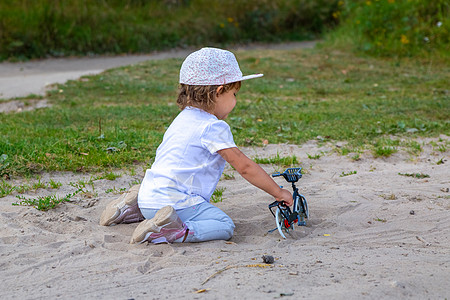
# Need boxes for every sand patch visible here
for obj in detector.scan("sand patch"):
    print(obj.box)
[1,137,449,299]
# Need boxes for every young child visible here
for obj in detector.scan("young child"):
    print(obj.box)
[100,47,293,244]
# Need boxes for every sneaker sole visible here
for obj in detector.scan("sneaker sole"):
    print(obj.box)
[99,184,140,226]
[130,205,176,244]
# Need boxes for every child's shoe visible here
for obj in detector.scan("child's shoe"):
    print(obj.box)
[130,205,188,244]
[99,184,144,226]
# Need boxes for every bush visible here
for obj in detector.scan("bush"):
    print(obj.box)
[323,0,449,58]
[0,0,339,61]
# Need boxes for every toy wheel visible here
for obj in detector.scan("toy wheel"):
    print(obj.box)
[294,195,309,225]
[301,195,309,219]
[275,207,288,239]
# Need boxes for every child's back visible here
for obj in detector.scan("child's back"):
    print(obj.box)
[138,107,236,210]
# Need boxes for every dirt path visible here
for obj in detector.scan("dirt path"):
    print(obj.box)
[0,41,316,100]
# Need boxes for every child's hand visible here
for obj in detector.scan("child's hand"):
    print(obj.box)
[275,188,293,207]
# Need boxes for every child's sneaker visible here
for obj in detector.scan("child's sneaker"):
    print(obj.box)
[99,184,144,226]
[130,205,188,244]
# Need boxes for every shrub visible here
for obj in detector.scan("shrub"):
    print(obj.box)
[0,0,339,61]
[323,0,449,58]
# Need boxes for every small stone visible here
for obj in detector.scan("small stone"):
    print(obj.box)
[410,210,415,215]
[390,281,406,289]
[262,255,275,264]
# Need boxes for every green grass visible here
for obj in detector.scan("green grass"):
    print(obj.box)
[374,217,387,223]
[0,178,63,198]
[0,47,449,177]
[430,139,449,153]
[13,190,80,211]
[222,173,235,180]
[307,153,322,160]
[373,146,397,158]
[0,0,337,61]
[99,172,122,181]
[105,187,127,195]
[323,0,449,58]
[398,172,430,179]
[351,154,361,161]
[49,179,62,189]
[253,153,299,168]
[211,187,225,203]
[339,170,357,177]
[0,180,15,197]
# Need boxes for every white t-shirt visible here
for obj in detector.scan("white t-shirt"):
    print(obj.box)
[138,107,237,210]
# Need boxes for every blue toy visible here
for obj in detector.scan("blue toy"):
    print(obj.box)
[268,167,309,238]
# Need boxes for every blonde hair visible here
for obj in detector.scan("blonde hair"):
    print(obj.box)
[177,81,241,113]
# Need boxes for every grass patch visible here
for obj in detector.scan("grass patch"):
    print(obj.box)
[339,170,357,177]
[403,140,423,155]
[436,157,445,165]
[338,147,352,156]
[374,217,387,223]
[68,179,97,198]
[129,180,141,187]
[0,1,337,61]
[9,183,32,194]
[307,153,322,160]
[0,48,448,176]
[222,173,235,180]
[211,187,225,203]
[373,146,397,158]
[253,153,299,168]
[323,0,449,58]
[351,154,361,161]
[0,178,63,198]
[0,180,15,197]
[99,172,122,181]
[398,172,430,179]
[31,177,47,190]
[0,154,9,177]
[49,179,62,189]
[13,190,80,211]
[430,139,449,153]
[372,139,399,157]
[105,187,127,195]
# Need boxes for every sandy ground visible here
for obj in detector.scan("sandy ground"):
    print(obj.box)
[1,41,448,299]
[1,137,449,299]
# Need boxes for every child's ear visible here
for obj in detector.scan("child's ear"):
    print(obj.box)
[216,85,224,96]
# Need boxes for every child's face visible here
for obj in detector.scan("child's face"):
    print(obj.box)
[213,86,238,120]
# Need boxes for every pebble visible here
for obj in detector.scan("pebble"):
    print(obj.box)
[261,255,275,264]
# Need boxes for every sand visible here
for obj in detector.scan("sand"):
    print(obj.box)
[1,136,449,299]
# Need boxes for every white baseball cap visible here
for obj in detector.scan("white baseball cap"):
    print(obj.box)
[179,47,263,85]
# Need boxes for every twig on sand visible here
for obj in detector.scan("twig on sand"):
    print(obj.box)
[201,264,273,285]
[416,236,431,246]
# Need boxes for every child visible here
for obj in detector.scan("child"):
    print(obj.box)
[100,47,293,244]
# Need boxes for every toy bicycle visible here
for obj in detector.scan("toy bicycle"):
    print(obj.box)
[268,167,309,239]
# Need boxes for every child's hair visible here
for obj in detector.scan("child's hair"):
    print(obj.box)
[177,81,241,113]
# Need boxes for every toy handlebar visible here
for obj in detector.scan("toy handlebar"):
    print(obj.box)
[271,168,302,183]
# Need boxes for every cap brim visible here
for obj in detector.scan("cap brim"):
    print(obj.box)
[240,74,264,82]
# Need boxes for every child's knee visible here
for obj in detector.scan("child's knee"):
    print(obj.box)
[222,217,235,239]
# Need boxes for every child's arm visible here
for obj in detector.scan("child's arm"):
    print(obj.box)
[218,147,293,206]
